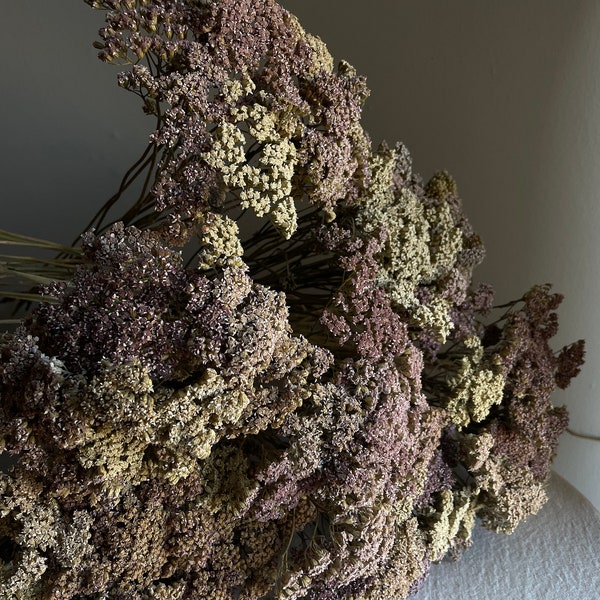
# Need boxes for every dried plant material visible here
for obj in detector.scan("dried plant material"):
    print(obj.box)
[0,1,585,598]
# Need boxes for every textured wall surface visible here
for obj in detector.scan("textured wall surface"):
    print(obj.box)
[1,1,598,509]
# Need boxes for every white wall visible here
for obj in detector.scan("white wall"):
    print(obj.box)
[1,2,598,509]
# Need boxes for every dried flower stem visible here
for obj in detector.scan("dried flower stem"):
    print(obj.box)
[566,428,600,442]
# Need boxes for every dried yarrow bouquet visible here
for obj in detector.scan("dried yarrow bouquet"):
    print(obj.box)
[0,1,586,598]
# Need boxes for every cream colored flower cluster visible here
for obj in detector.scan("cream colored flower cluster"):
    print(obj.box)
[356,145,469,343]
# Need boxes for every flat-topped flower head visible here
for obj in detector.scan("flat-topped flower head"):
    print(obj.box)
[88,0,371,243]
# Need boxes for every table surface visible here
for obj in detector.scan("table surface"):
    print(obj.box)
[410,472,600,600]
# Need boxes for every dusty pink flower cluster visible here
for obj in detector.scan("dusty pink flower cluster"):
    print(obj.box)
[0,1,584,598]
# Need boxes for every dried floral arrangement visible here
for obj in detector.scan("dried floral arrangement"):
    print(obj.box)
[0,1,586,598]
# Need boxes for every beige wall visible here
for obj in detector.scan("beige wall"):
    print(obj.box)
[1,2,598,509]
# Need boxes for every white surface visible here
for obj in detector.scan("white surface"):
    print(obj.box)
[411,472,600,600]
[1,3,598,506]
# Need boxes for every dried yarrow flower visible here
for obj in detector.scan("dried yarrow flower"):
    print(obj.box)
[423,284,584,536]
[0,1,586,599]
[354,144,485,347]
[0,224,338,597]
[86,0,371,243]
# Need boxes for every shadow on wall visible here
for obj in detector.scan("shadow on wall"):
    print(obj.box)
[0,3,150,244]
[282,0,584,297]
[531,1,600,512]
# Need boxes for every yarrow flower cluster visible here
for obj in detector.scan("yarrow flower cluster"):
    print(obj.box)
[0,1,585,598]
